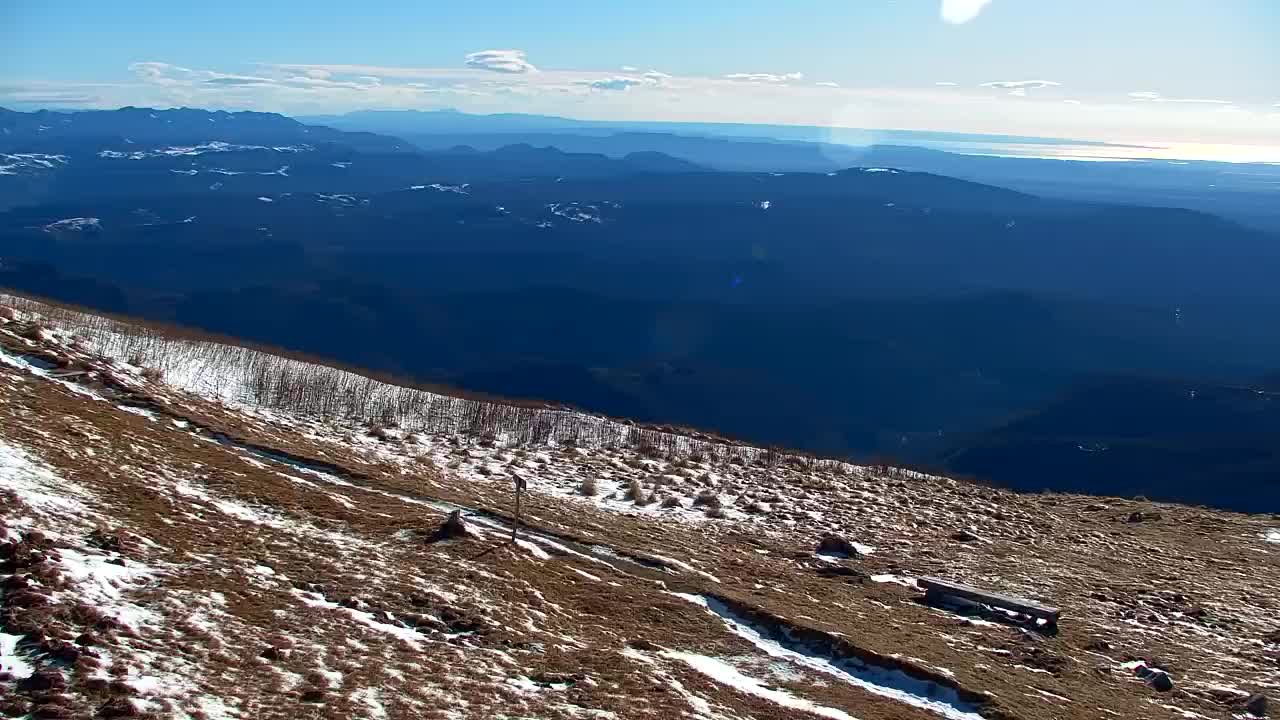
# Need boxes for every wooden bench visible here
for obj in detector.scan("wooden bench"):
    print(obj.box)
[918,576,1061,625]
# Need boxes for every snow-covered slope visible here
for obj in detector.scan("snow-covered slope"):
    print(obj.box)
[0,295,1276,720]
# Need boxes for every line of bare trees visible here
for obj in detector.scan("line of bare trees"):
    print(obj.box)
[2,291,948,478]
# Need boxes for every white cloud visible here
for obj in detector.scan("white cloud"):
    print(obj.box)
[464,49,537,74]
[1128,91,1232,104]
[620,65,639,72]
[815,81,840,88]
[981,80,1060,91]
[981,80,1059,97]
[935,81,958,86]
[725,72,804,83]
[1062,99,1082,105]
[940,0,994,24]
[580,76,646,91]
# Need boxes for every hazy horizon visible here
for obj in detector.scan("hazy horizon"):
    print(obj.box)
[4,0,1277,163]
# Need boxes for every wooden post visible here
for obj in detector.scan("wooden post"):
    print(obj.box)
[511,473,526,543]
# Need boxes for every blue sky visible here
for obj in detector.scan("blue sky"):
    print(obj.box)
[3,0,1278,159]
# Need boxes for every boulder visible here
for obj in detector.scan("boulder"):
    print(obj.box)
[18,669,67,692]
[300,688,327,703]
[816,535,861,558]
[429,510,470,542]
[951,530,980,542]
[1148,670,1174,692]
[1242,693,1267,716]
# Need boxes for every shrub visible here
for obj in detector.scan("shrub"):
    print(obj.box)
[705,506,727,519]
[660,494,683,509]
[624,478,645,502]
[692,490,722,509]
[579,477,598,497]
[140,366,164,382]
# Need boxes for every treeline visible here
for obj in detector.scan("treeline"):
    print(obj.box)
[2,290,930,478]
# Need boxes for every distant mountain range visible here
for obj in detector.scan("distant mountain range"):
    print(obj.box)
[2,105,1279,510]
[0,107,704,209]
[300,109,1280,233]
[298,108,1145,149]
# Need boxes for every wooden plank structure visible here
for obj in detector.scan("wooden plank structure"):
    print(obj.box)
[47,370,89,379]
[918,576,1061,625]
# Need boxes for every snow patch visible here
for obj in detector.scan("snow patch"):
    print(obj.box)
[663,650,855,720]
[672,593,985,720]
[44,217,101,233]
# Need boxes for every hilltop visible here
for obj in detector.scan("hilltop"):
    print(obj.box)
[1,294,1277,720]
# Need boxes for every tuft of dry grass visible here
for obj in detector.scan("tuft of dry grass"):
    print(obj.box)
[140,366,164,382]
[692,490,722,509]
[624,478,644,502]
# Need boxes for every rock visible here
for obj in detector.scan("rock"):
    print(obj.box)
[259,646,288,661]
[40,639,80,664]
[429,510,470,542]
[0,574,30,591]
[1242,693,1268,716]
[19,669,67,692]
[816,535,861,558]
[300,688,327,703]
[31,706,73,720]
[627,638,659,651]
[1127,511,1163,523]
[951,530,980,542]
[813,565,867,583]
[1148,670,1174,692]
[96,698,139,718]
[0,699,33,718]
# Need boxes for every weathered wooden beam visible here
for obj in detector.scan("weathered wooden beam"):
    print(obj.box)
[47,370,89,379]
[918,576,1061,623]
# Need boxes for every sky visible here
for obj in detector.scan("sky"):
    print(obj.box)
[3,0,1278,161]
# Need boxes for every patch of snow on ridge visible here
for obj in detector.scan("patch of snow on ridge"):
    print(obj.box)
[547,202,602,223]
[671,593,985,720]
[99,142,311,159]
[1263,529,1280,544]
[662,650,855,720]
[43,217,101,232]
[0,633,33,679]
[0,153,68,174]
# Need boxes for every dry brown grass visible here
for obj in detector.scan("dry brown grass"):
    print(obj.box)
[2,318,1274,720]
